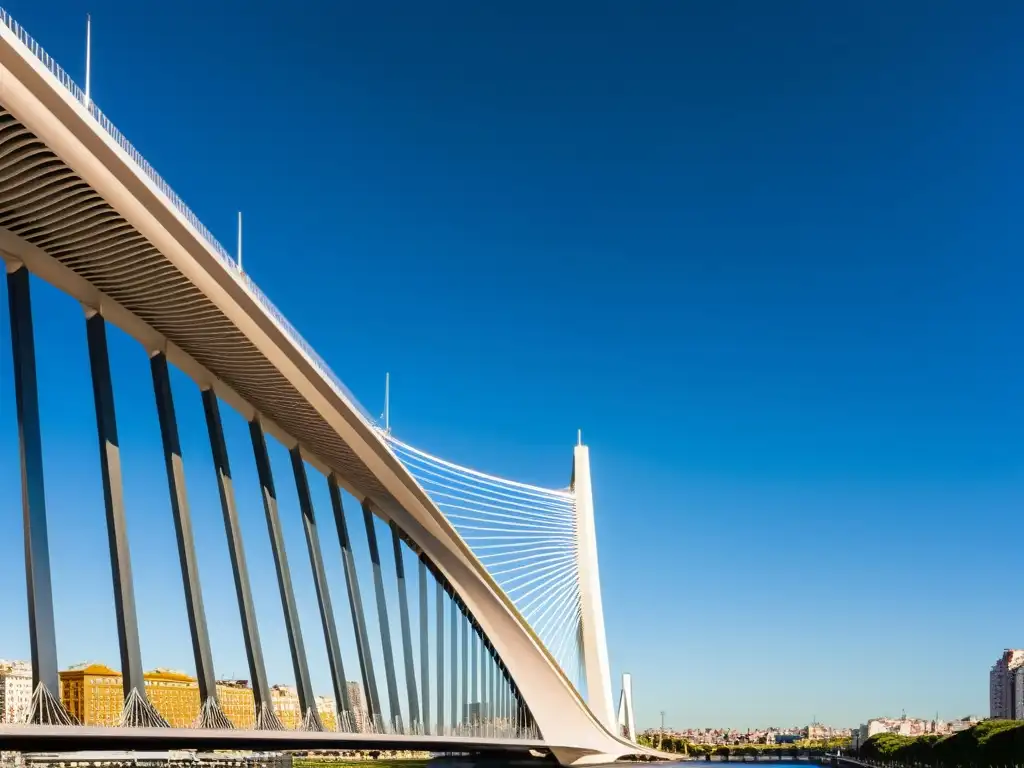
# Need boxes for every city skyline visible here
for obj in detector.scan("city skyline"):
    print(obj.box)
[0,0,1022,731]
[0,643,998,732]
[1,653,983,736]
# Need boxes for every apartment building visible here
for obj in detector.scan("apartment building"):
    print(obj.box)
[347,680,370,733]
[0,660,32,724]
[990,649,1024,719]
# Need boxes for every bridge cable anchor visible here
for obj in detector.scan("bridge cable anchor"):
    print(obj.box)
[118,688,170,728]
[254,702,285,731]
[27,683,76,726]
[192,696,234,730]
[299,707,325,732]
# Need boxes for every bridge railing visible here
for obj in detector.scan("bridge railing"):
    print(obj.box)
[0,6,376,427]
[0,9,85,102]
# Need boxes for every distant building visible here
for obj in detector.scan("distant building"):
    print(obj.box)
[315,694,337,731]
[0,660,32,724]
[868,718,921,738]
[215,679,255,729]
[347,680,369,733]
[990,649,1024,719]
[60,663,127,726]
[853,715,981,750]
[806,723,829,741]
[144,668,202,727]
[61,664,203,727]
[270,684,300,729]
[950,716,982,733]
[1014,667,1024,721]
[469,701,485,725]
[59,664,323,728]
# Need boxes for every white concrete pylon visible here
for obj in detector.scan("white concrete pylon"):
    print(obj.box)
[617,673,636,742]
[572,442,615,731]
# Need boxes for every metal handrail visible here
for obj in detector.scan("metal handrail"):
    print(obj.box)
[0,7,375,425]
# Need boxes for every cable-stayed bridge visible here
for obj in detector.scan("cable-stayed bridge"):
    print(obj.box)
[0,9,658,764]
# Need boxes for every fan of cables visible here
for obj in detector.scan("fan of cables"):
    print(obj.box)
[384,433,585,696]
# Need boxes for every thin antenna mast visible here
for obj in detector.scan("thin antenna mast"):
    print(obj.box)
[237,211,243,271]
[384,372,390,433]
[84,14,92,107]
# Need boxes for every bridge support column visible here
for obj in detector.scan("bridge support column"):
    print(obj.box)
[328,477,380,728]
[249,419,322,731]
[291,448,351,731]
[470,620,478,729]
[85,311,166,728]
[390,522,420,731]
[435,575,444,735]
[483,638,491,734]
[5,264,72,725]
[201,390,281,730]
[362,501,402,732]
[573,443,615,731]
[499,657,512,729]
[461,605,469,727]
[491,645,498,732]
[449,590,458,731]
[150,353,229,729]
[513,682,528,736]
[491,643,500,733]
[498,660,509,729]
[418,556,430,735]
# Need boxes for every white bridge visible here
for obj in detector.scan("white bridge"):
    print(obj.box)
[0,8,659,765]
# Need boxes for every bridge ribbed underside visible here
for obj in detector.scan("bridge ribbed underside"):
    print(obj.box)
[0,106,388,503]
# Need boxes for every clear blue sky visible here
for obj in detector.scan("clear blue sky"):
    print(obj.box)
[0,0,1022,731]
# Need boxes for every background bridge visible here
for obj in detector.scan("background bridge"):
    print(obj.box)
[0,8,652,765]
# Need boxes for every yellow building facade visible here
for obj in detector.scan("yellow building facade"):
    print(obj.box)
[316,695,338,731]
[268,686,338,729]
[270,685,300,729]
[61,665,202,727]
[60,664,126,727]
[60,665,336,729]
[216,679,255,729]
[144,669,201,727]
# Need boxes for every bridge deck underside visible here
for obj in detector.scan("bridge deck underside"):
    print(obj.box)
[0,725,548,754]
[0,106,389,505]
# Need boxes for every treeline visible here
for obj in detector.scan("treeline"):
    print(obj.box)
[636,736,850,756]
[860,720,1024,767]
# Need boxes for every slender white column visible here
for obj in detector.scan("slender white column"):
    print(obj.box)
[573,443,614,731]
[617,672,636,742]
